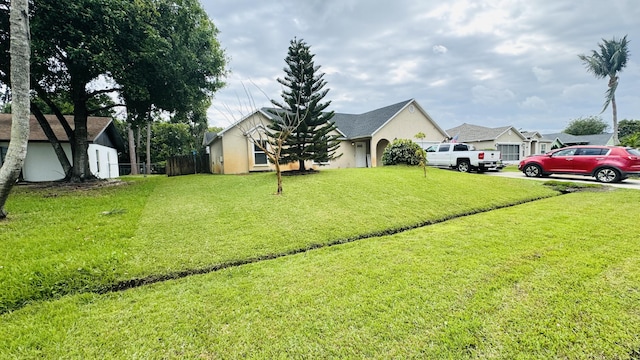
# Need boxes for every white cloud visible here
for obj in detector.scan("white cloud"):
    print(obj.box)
[419,0,522,37]
[432,45,448,54]
[473,69,498,81]
[388,60,420,84]
[429,79,449,87]
[562,83,594,100]
[520,96,546,109]
[532,67,552,83]
[472,85,515,105]
[494,34,550,56]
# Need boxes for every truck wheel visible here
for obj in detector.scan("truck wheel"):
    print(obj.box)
[457,160,471,173]
[523,164,542,177]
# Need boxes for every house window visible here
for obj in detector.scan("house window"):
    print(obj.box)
[497,144,520,161]
[540,144,547,153]
[253,141,268,166]
[96,149,100,176]
[0,146,7,166]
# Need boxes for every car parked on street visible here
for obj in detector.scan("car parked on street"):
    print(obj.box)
[518,145,640,183]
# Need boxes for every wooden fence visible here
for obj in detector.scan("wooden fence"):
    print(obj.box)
[166,153,210,177]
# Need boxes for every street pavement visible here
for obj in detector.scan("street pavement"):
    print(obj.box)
[485,169,640,190]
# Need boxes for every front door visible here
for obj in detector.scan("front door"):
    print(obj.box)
[355,142,367,168]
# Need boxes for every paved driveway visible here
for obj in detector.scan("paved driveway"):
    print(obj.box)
[486,171,640,190]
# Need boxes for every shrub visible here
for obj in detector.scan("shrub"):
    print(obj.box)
[382,139,425,165]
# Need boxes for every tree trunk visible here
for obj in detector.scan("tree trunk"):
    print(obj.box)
[127,124,138,175]
[31,103,72,178]
[299,158,305,172]
[0,0,30,219]
[35,86,74,142]
[136,126,141,171]
[68,78,94,182]
[70,105,90,181]
[34,88,76,173]
[272,138,283,195]
[611,93,619,145]
[146,121,151,174]
[275,160,283,195]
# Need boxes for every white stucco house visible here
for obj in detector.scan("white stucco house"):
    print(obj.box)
[0,114,124,182]
[446,123,553,163]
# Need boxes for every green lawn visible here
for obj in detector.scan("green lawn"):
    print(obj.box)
[0,167,555,313]
[500,164,520,172]
[2,167,639,358]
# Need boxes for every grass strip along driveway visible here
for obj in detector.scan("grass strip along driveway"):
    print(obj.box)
[1,181,639,358]
[0,167,556,314]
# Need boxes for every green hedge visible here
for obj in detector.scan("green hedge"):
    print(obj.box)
[382,139,425,165]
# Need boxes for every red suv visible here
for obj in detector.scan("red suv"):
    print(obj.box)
[518,145,640,183]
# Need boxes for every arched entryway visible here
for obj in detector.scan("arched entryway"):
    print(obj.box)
[375,139,390,167]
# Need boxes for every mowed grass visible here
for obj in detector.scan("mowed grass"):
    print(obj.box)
[0,167,556,313]
[1,189,639,359]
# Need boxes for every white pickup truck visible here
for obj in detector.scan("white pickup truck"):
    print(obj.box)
[425,143,503,173]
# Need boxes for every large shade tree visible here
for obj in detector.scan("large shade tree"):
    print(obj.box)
[618,119,640,139]
[270,38,340,172]
[563,115,609,135]
[115,0,225,174]
[0,0,226,182]
[0,0,29,219]
[578,35,630,145]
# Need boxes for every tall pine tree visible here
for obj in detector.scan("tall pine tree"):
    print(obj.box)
[270,38,340,171]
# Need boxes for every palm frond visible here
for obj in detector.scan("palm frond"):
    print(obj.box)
[578,52,608,78]
[580,35,630,114]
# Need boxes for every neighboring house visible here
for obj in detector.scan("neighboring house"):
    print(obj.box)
[445,123,552,162]
[0,114,124,182]
[204,99,448,174]
[541,133,615,149]
[521,131,553,156]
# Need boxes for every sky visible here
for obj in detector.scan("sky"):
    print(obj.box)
[201,0,640,134]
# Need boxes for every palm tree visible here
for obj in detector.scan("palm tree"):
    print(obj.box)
[578,35,630,145]
[620,133,640,149]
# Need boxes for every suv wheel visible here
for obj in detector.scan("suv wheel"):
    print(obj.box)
[595,167,620,183]
[523,163,542,177]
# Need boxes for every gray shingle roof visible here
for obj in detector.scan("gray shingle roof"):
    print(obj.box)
[446,123,516,142]
[331,99,412,139]
[261,99,414,140]
[542,133,614,146]
[0,114,112,142]
[202,131,218,146]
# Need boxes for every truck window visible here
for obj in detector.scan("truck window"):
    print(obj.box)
[438,145,451,152]
[453,144,468,151]
[425,145,437,153]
